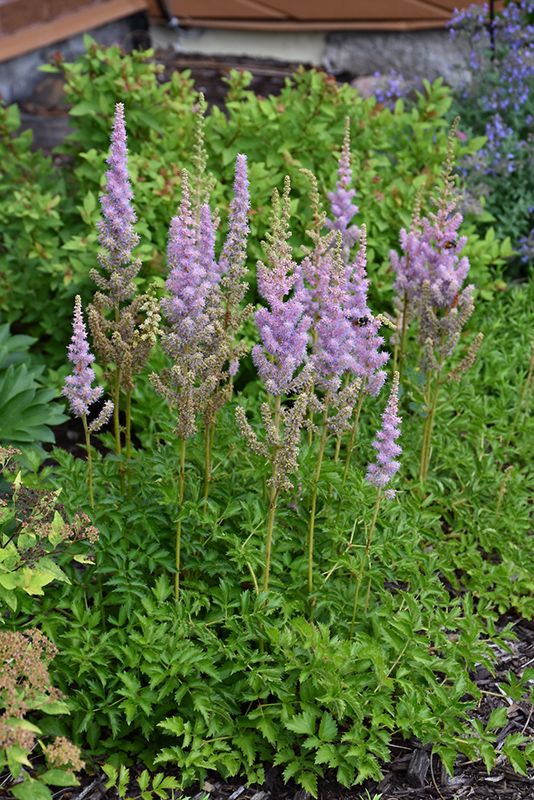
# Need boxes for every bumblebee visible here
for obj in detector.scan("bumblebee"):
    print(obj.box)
[356,316,370,327]
[443,239,457,250]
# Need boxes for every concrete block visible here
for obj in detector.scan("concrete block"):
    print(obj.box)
[150,24,326,66]
[324,28,471,87]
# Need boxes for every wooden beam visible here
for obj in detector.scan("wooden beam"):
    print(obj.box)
[150,18,451,31]
[0,0,148,63]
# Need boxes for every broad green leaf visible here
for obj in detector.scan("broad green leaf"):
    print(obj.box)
[11,779,53,800]
[38,768,79,787]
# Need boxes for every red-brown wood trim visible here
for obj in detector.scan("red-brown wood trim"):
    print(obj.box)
[0,0,148,63]
[150,17,450,31]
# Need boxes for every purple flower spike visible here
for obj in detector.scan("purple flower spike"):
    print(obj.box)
[253,178,311,396]
[218,154,250,275]
[95,102,140,303]
[325,122,360,259]
[390,200,471,329]
[366,371,402,493]
[345,226,389,394]
[63,296,104,418]
[312,236,360,389]
[198,203,218,288]
[160,172,213,354]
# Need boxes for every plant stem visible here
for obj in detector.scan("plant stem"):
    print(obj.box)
[174,436,187,601]
[342,386,364,486]
[263,397,281,592]
[350,488,381,638]
[334,374,350,463]
[307,391,330,601]
[419,370,433,482]
[82,415,94,511]
[203,423,212,514]
[113,368,125,494]
[263,481,279,593]
[420,369,442,483]
[125,390,132,460]
[113,373,122,457]
[83,415,106,631]
[125,389,132,499]
[506,339,534,446]
[397,295,409,382]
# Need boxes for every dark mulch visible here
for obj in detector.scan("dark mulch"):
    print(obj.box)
[11,45,534,800]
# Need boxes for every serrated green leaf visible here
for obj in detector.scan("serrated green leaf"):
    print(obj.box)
[486,706,508,730]
[318,712,338,743]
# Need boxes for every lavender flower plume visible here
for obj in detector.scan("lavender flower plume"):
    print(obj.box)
[366,371,402,493]
[199,202,219,289]
[93,102,141,305]
[160,171,212,355]
[345,226,389,395]
[312,233,361,389]
[253,178,311,396]
[212,154,252,379]
[325,118,360,260]
[63,296,104,418]
[390,122,470,320]
[218,153,250,279]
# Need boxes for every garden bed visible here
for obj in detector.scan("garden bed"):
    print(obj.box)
[32,609,534,800]
[3,26,534,800]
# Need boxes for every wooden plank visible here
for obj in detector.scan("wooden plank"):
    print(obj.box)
[147,0,507,26]
[0,0,148,62]
[151,18,451,31]
[221,0,447,21]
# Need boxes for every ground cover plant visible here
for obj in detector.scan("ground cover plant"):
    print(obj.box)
[1,77,534,800]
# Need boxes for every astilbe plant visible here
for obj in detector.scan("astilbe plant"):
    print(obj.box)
[63,295,113,510]
[390,121,483,480]
[151,150,252,599]
[244,176,312,592]
[350,371,402,635]
[239,140,392,603]
[88,102,160,468]
[296,163,390,599]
